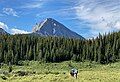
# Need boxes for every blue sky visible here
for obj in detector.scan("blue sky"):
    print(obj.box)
[0,0,120,38]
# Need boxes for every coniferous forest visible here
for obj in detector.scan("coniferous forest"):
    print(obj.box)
[0,31,120,65]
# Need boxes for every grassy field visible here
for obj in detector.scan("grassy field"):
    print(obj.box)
[0,61,120,82]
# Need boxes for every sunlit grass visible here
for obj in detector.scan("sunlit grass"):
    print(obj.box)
[0,61,120,82]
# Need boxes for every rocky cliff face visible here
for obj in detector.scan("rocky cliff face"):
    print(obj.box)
[32,18,85,39]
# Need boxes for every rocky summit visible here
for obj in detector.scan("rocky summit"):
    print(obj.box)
[32,18,84,39]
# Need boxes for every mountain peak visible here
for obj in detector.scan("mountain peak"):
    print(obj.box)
[0,28,9,35]
[32,18,85,39]
[46,18,53,21]
[32,18,59,32]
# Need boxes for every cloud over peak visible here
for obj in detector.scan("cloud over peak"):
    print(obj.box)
[0,22,30,34]
[0,22,8,29]
[11,28,31,35]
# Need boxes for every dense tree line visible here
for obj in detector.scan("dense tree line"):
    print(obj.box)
[0,31,120,64]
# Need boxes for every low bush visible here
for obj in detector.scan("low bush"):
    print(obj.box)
[15,70,36,76]
[0,75,7,80]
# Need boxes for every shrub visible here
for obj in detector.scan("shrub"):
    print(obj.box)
[1,75,7,80]
[15,70,36,76]
[8,66,12,73]
[17,71,28,76]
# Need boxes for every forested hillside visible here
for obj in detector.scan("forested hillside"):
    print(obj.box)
[0,31,120,65]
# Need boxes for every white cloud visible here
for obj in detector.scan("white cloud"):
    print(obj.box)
[0,22,31,35]
[74,0,120,37]
[21,0,45,9]
[21,3,42,9]
[0,22,8,29]
[11,28,31,34]
[115,21,120,30]
[3,8,18,17]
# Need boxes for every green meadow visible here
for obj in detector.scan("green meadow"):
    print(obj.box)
[0,61,120,82]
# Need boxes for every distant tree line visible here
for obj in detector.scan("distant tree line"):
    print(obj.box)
[0,31,120,65]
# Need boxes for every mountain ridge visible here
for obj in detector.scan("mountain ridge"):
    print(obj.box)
[0,28,9,35]
[32,18,85,39]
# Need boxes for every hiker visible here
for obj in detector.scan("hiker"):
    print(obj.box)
[70,68,78,79]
